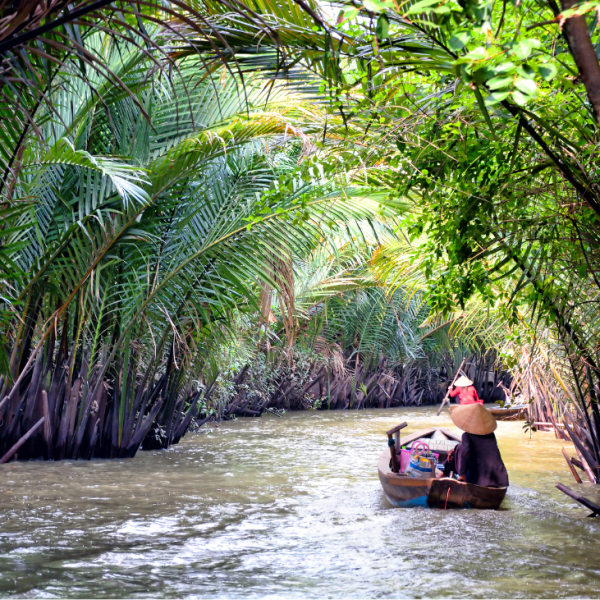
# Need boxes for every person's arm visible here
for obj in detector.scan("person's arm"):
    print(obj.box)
[472,387,482,404]
[443,448,455,477]
[458,434,470,482]
[449,386,460,398]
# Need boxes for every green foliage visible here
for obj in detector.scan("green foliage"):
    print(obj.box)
[186,0,600,420]
[0,18,417,440]
[3,0,600,445]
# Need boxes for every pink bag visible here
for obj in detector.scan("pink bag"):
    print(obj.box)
[400,448,412,473]
[400,441,439,474]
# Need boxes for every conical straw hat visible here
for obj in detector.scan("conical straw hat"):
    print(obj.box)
[449,404,497,435]
[454,375,473,387]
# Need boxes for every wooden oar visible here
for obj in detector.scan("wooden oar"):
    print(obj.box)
[436,358,467,416]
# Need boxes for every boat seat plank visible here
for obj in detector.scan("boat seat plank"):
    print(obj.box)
[398,428,437,448]
[439,428,463,442]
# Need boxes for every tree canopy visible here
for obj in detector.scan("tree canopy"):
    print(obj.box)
[1,0,599,466]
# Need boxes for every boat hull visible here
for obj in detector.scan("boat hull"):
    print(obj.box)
[378,469,432,507]
[377,447,434,507]
[427,477,507,509]
[488,407,527,421]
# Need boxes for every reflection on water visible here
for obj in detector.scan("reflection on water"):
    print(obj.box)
[1,407,600,598]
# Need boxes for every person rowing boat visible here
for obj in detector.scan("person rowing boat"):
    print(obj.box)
[444,403,509,488]
[448,375,482,405]
[377,418,508,509]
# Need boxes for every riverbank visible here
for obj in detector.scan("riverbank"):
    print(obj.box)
[0,407,598,598]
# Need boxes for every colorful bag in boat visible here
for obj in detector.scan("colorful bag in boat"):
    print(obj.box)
[405,441,437,479]
[400,441,439,474]
[399,448,412,473]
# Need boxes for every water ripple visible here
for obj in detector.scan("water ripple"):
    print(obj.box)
[0,407,599,598]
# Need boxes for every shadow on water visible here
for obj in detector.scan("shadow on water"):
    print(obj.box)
[1,406,600,598]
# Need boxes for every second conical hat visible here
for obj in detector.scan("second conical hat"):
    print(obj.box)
[449,403,497,435]
[454,375,473,387]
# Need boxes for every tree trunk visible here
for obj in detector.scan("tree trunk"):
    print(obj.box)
[561,0,600,125]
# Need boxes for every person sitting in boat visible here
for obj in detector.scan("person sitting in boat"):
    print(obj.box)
[448,375,482,405]
[445,403,509,488]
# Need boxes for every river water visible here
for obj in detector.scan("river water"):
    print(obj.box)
[1,407,600,598]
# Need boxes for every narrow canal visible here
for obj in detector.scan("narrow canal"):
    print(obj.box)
[1,407,599,598]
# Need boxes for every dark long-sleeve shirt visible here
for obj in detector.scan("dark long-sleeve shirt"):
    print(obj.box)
[457,432,509,488]
[449,385,482,405]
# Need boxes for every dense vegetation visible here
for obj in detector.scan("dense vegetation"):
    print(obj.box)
[0,0,599,475]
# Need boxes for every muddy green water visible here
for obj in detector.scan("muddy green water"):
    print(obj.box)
[1,407,600,598]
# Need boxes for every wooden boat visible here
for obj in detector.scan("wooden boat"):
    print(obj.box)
[488,405,527,420]
[378,425,507,509]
